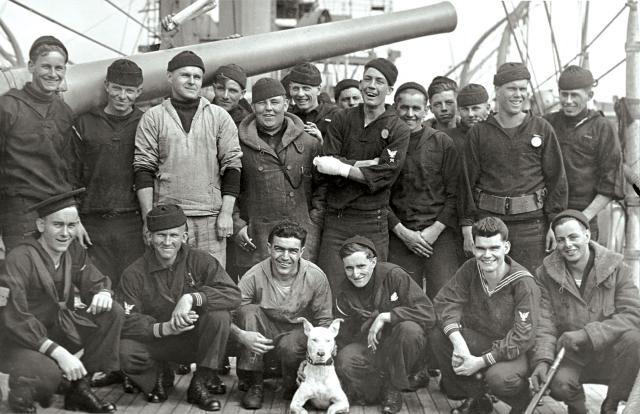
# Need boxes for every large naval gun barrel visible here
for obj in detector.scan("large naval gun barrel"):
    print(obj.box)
[0,1,456,114]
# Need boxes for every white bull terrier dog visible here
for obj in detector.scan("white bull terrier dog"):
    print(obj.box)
[290,317,349,414]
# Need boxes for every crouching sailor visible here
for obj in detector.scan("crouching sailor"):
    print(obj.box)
[117,204,240,411]
[0,188,123,413]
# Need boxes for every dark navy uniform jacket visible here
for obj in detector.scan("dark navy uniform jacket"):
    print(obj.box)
[461,113,568,225]
[322,104,411,211]
[544,109,623,210]
[389,126,460,231]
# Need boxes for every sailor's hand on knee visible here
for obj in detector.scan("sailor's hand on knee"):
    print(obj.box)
[87,291,112,315]
[51,347,87,381]
[530,362,550,393]
[545,227,557,253]
[172,295,194,326]
[296,360,308,385]
[240,331,274,354]
[452,353,482,376]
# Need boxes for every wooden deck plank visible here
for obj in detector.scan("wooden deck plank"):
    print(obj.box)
[35,374,607,414]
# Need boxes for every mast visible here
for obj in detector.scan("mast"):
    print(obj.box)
[625,0,640,288]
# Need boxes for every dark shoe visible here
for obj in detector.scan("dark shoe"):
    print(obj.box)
[381,388,403,414]
[407,367,431,391]
[8,382,36,413]
[205,374,226,395]
[241,384,264,410]
[90,371,122,388]
[220,357,231,375]
[122,375,138,394]
[450,395,493,414]
[176,363,191,375]
[600,397,620,414]
[187,376,221,411]
[64,378,116,413]
[146,369,169,403]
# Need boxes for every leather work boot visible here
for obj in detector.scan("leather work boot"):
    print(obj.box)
[205,373,226,395]
[381,387,403,414]
[176,363,191,375]
[89,371,122,388]
[122,375,138,394]
[146,369,169,403]
[64,377,116,413]
[242,383,264,410]
[187,372,221,411]
[8,381,36,414]
[450,395,493,414]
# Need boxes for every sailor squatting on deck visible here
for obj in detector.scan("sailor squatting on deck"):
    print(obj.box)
[0,32,639,414]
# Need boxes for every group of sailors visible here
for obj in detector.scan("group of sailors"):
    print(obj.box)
[0,33,638,414]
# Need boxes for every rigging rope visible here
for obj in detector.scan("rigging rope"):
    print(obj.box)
[543,1,562,84]
[104,0,159,38]
[9,0,125,56]
[538,3,628,87]
[501,1,542,113]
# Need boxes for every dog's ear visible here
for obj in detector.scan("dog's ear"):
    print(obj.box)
[296,317,313,336]
[328,318,344,337]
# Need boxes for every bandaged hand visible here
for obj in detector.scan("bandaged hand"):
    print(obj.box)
[313,156,351,178]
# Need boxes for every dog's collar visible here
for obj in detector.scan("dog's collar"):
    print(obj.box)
[306,355,334,366]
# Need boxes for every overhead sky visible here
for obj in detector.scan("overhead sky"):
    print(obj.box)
[0,0,630,101]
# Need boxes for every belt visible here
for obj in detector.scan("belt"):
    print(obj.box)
[474,188,547,215]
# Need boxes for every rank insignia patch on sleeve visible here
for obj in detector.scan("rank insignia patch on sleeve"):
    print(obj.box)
[387,149,397,163]
[518,310,529,322]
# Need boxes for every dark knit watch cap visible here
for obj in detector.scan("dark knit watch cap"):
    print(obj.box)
[457,83,489,107]
[167,50,205,73]
[341,235,378,257]
[364,58,398,86]
[147,204,187,232]
[493,62,531,86]
[27,188,85,218]
[213,63,247,89]
[558,65,595,90]
[393,81,428,102]
[252,77,286,103]
[288,63,322,87]
[334,78,360,102]
[29,35,68,63]
[107,59,143,87]
[551,209,590,231]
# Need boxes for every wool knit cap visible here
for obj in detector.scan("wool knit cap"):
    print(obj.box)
[457,83,489,106]
[107,59,143,86]
[27,188,85,218]
[341,235,378,258]
[213,63,247,89]
[334,78,360,102]
[288,63,322,86]
[558,65,595,90]
[147,204,187,232]
[551,209,590,231]
[167,50,205,73]
[364,58,398,86]
[493,62,531,86]
[252,77,286,103]
[393,81,428,102]
[29,35,68,63]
